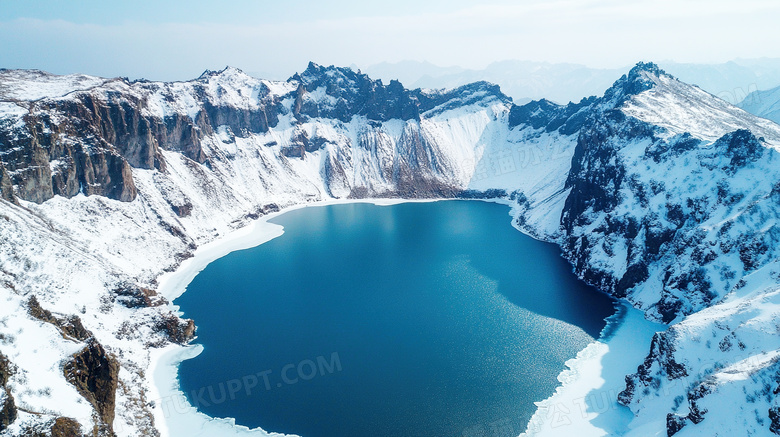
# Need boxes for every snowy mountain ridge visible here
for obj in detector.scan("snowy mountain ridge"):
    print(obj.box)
[739,85,780,125]
[1,62,780,436]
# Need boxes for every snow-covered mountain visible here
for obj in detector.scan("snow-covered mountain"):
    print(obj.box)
[2,61,780,437]
[739,85,780,125]
[360,59,780,107]
[555,66,780,436]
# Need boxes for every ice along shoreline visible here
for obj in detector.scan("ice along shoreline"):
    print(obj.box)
[148,198,438,437]
[146,197,641,437]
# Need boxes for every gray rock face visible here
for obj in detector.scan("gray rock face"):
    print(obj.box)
[0,64,512,205]
[4,61,780,436]
[0,161,16,204]
[49,417,85,437]
[0,106,138,204]
[0,353,17,432]
[291,62,423,122]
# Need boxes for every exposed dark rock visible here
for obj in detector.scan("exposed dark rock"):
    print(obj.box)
[415,81,511,117]
[281,144,306,158]
[63,339,119,434]
[291,62,510,123]
[58,316,92,342]
[0,390,17,432]
[715,129,764,172]
[738,236,769,272]
[0,74,228,203]
[323,149,348,195]
[645,133,699,163]
[156,112,208,164]
[50,417,84,437]
[0,116,54,203]
[602,61,666,106]
[27,295,92,341]
[19,416,86,437]
[508,96,597,133]
[685,383,711,424]
[0,105,139,204]
[171,201,193,218]
[615,261,649,298]
[27,295,59,324]
[649,331,688,379]
[291,62,423,122]
[0,353,11,387]
[0,63,513,205]
[244,203,279,220]
[770,406,780,435]
[559,111,660,300]
[563,111,648,232]
[655,296,684,324]
[0,161,17,204]
[155,313,196,345]
[0,352,16,432]
[619,331,687,405]
[114,284,166,308]
[455,188,508,199]
[666,413,687,436]
[200,99,272,138]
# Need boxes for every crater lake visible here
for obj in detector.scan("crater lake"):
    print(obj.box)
[175,200,616,437]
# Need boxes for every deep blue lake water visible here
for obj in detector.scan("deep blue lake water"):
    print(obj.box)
[175,201,616,437]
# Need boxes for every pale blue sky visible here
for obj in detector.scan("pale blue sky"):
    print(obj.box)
[2,0,780,81]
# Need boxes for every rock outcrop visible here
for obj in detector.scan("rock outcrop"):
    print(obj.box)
[154,313,196,345]
[0,161,16,204]
[63,339,119,435]
[113,284,166,309]
[0,392,16,433]
[0,65,511,205]
[49,417,85,437]
[28,295,92,341]
[0,353,17,432]
[3,61,780,436]
[16,417,85,437]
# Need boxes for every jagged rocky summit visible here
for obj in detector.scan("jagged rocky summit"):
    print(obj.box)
[1,61,780,436]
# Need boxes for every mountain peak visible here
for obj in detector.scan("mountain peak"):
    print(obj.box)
[291,62,365,87]
[599,61,673,107]
[198,66,246,80]
[629,61,666,78]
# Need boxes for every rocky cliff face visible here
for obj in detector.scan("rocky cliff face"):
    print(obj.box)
[0,65,511,206]
[0,353,17,432]
[550,64,780,436]
[63,339,119,436]
[2,62,780,437]
[0,63,516,436]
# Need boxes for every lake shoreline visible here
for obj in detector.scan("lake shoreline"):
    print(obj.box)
[149,198,443,437]
[147,197,630,437]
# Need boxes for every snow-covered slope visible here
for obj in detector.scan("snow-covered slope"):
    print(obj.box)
[0,69,110,101]
[3,62,780,437]
[0,63,520,436]
[557,64,780,436]
[622,69,780,146]
[739,85,780,125]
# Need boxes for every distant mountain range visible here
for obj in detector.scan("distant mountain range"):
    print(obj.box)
[739,85,780,124]
[357,59,780,106]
